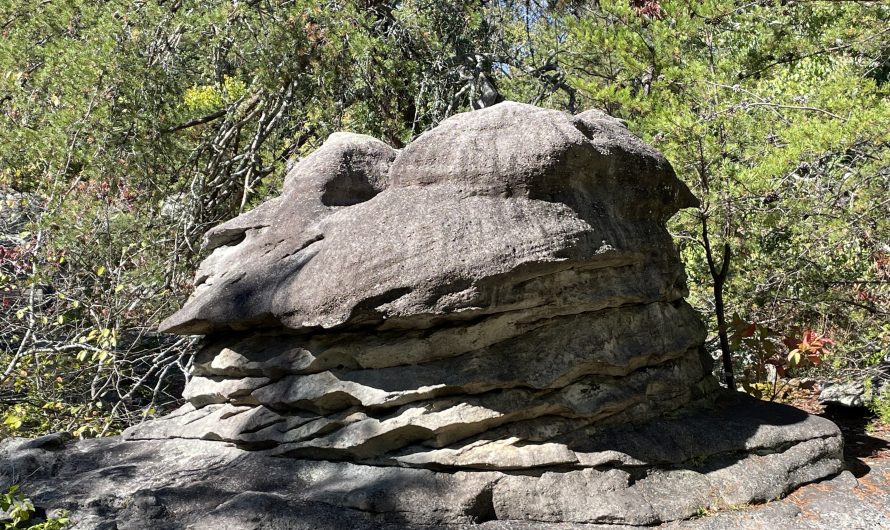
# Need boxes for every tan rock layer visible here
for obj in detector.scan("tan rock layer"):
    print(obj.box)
[127,343,715,468]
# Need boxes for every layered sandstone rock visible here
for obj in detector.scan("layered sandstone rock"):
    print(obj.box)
[121,102,843,525]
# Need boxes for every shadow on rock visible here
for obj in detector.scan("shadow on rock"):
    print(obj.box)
[820,403,890,478]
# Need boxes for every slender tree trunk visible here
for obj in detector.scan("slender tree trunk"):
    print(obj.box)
[702,215,735,390]
[713,255,734,389]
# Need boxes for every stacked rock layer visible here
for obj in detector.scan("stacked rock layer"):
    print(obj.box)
[125,102,842,525]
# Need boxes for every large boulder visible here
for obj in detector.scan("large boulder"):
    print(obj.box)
[142,103,722,469]
[158,103,697,334]
[2,102,844,528]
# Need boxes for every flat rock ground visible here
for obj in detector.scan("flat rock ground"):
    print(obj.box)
[672,387,890,530]
[4,386,889,530]
[449,459,890,529]
[457,392,890,530]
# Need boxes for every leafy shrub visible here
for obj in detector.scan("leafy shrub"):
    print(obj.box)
[728,315,833,400]
[0,486,69,530]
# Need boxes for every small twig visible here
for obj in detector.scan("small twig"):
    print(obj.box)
[162,109,227,133]
[743,102,847,121]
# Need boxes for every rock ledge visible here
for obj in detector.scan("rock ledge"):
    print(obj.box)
[1,394,843,529]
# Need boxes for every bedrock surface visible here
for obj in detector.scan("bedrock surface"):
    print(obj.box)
[1,394,844,529]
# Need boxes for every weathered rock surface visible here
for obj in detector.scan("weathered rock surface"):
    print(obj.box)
[87,101,846,526]
[0,396,847,529]
[820,380,872,408]
[819,358,890,409]
[159,103,695,335]
[142,102,724,469]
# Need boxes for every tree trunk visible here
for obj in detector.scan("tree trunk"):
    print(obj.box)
[702,215,735,390]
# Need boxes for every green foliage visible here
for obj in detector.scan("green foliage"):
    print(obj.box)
[866,380,890,426]
[0,486,33,528]
[548,0,890,386]
[0,0,573,434]
[728,315,832,400]
[0,486,69,530]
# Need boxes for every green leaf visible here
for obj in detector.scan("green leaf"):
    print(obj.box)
[3,414,23,431]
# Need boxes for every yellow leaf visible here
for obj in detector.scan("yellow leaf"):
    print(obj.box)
[3,414,22,430]
[97,265,106,277]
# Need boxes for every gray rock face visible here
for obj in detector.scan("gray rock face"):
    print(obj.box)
[1,397,846,529]
[144,102,719,469]
[117,102,845,525]
[159,103,695,334]
[820,380,871,408]
[819,360,890,408]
